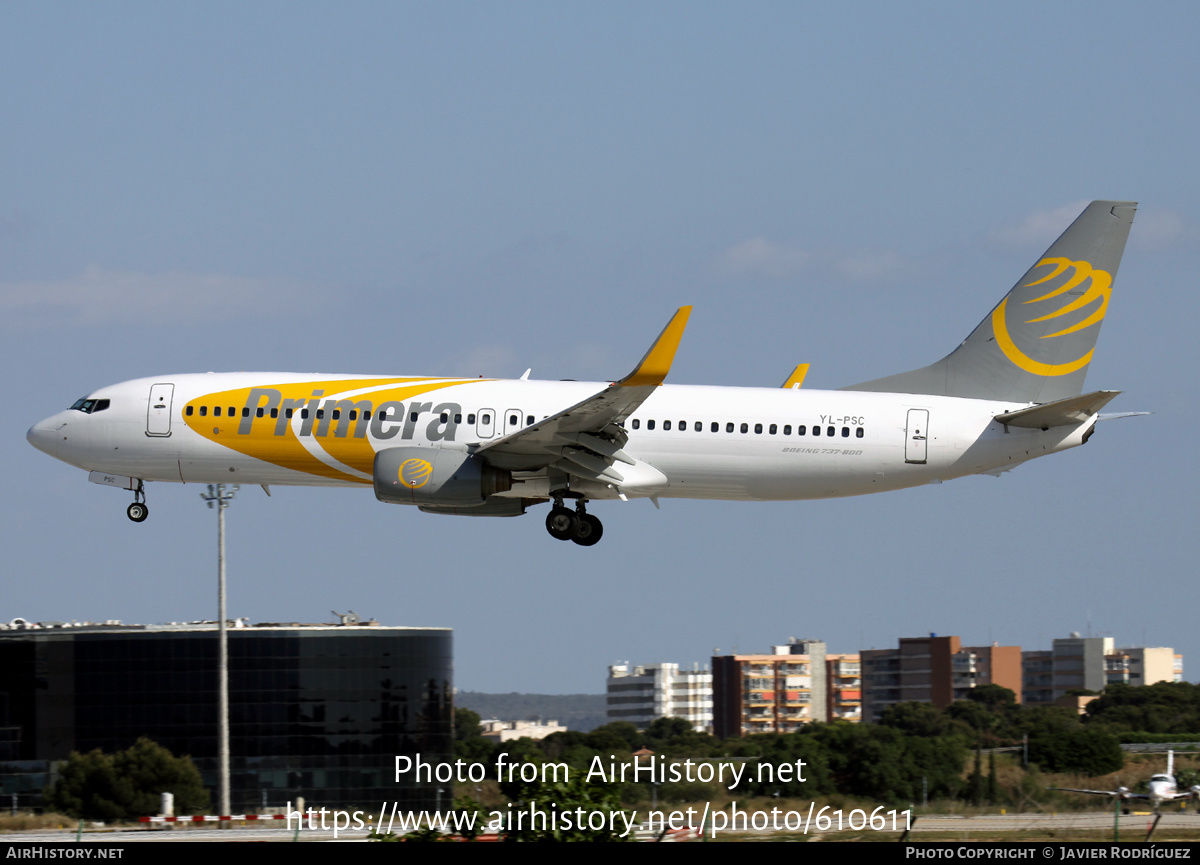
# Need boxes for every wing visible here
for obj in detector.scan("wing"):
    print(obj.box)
[1051,787,1144,799]
[780,363,810,389]
[474,307,691,489]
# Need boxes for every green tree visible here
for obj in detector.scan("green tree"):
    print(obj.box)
[46,738,209,820]
[1028,728,1124,775]
[498,775,631,842]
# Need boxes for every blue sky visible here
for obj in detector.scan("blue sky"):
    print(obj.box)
[3,2,1198,693]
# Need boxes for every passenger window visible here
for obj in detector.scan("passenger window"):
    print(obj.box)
[411,412,420,423]
[856,427,864,438]
[317,410,325,420]
[526,415,534,425]
[440,411,448,423]
[695,421,702,432]
[256,408,265,418]
[214,406,222,417]
[726,423,734,433]
[186,406,194,416]
[270,408,279,418]
[241,407,250,418]
[455,414,462,424]
[200,406,208,417]
[711,422,718,432]
[481,413,491,424]
[349,410,357,420]
[663,420,672,431]
[740,423,749,433]
[301,409,309,419]
[468,413,476,424]
[827,426,835,436]
[228,407,235,417]
[648,420,656,430]
[632,419,640,430]
[285,408,294,419]
[754,423,763,434]
[841,426,849,437]
[508,414,518,426]
[783,425,791,435]
[679,420,686,430]
[364,410,371,420]
[812,425,819,436]
[769,424,777,435]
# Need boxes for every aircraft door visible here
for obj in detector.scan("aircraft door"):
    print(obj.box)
[476,408,495,439]
[905,409,928,464]
[146,383,174,437]
[503,408,524,437]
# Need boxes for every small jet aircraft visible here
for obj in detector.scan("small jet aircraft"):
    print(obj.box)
[1054,751,1200,814]
[28,201,1138,545]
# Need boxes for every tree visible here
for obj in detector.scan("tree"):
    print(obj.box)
[1027,728,1124,775]
[498,775,631,842]
[46,738,209,820]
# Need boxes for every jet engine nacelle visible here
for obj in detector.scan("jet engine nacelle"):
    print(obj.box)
[373,447,512,507]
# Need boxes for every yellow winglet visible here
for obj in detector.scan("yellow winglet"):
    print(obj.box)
[618,306,692,387]
[781,363,810,389]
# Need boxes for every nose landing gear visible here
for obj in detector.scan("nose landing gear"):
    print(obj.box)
[545,493,603,546]
[126,481,148,522]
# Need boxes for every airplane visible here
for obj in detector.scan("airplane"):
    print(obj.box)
[1053,751,1200,814]
[28,200,1138,546]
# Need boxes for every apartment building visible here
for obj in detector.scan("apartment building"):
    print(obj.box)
[1023,634,1183,705]
[712,639,828,738]
[606,662,713,731]
[861,635,1021,723]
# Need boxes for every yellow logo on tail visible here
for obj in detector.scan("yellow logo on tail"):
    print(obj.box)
[400,458,433,488]
[992,257,1112,376]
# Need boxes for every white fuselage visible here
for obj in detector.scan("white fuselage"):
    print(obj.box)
[27,372,1095,504]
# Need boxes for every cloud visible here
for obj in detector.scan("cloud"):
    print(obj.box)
[447,344,520,378]
[833,250,905,281]
[989,202,1199,252]
[719,239,907,282]
[0,265,325,328]
[721,238,811,279]
[1129,207,1200,251]
[987,201,1091,247]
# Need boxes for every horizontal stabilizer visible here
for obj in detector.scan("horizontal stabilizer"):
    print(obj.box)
[994,390,1121,429]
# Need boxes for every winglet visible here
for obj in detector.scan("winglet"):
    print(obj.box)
[781,363,810,389]
[618,306,692,387]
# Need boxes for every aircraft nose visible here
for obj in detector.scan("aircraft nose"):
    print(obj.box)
[26,418,61,458]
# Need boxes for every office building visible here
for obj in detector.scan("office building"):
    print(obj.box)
[0,618,452,812]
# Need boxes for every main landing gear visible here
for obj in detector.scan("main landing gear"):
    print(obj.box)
[545,493,603,546]
[126,481,148,523]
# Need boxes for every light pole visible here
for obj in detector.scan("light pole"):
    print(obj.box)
[201,483,238,824]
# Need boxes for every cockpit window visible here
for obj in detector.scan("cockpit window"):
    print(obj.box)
[69,398,110,414]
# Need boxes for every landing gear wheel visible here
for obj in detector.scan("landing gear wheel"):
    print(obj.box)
[571,513,603,546]
[127,502,149,523]
[545,506,577,541]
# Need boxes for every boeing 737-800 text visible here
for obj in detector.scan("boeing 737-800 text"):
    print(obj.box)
[28,201,1138,545]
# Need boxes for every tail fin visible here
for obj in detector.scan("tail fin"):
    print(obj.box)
[842,201,1137,404]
